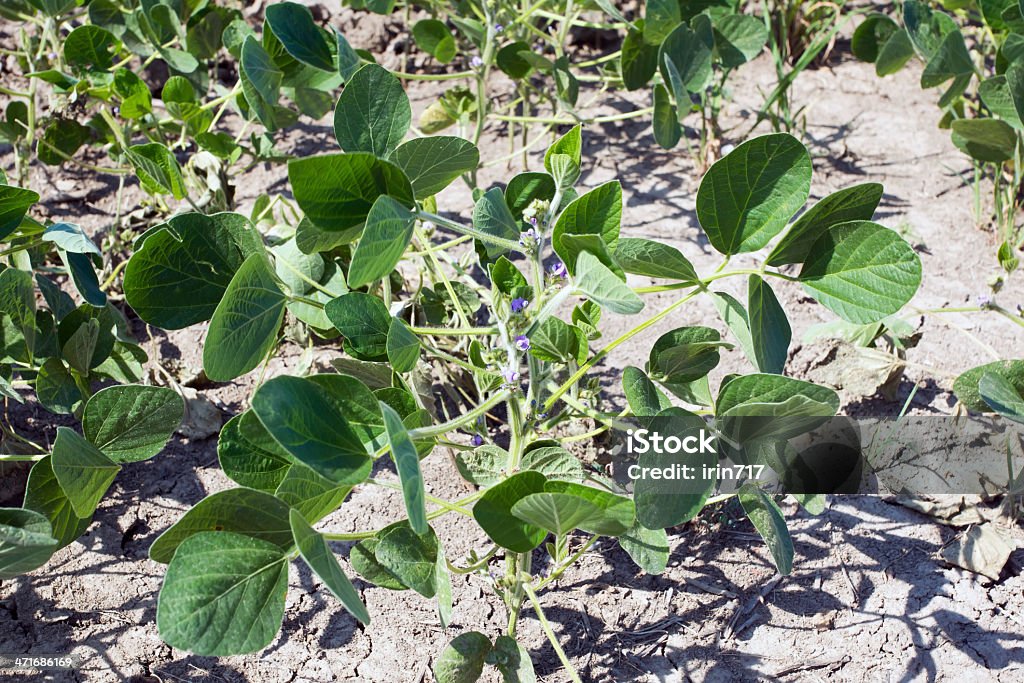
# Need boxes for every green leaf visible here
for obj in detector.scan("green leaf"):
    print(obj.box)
[335,29,362,81]
[489,634,537,683]
[520,446,585,482]
[799,221,922,324]
[697,133,812,255]
[953,360,1024,412]
[289,509,370,625]
[473,471,548,552]
[35,358,82,415]
[652,83,681,149]
[518,481,635,536]
[275,463,352,523]
[979,372,1024,422]
[0,185,39,241]
[0,268,36,355]
[64,251,106,307]
[747,275,790,374]
[551,181,623,268]
[386,318,419,373]
[454,445,509,487]
[381,402,428,534]
[645,0,682,45]
[543,125,582,176]
[473,187,521,259]
[617,521,669,574]
[265,2,334,71]
[241,34,282,106]
[272,238,324,296]
[50,427,121,519]
[622,24,659,90]
[904,1,957,59]
[218,411,293,491]
[351,537,408,590]
[334,64,411,157]
[251,375,372,485]
[738,483,793,575]
[0,508,57,578]
[287,153,414,241]
[920,29,973,107]
[348,195,416,289]
[375,523,439,598]
[708,291,756,368]
[324,291,392,360]
[978,76,1022,129]
[497,41,534,79]
[712,14,768,68]
[615,237,697,281]
[203,254,287,382]
[38,118,90,166]
[388,136,478,198]
[574,251,644,315]
[82,385,183,463]
[489,256,530,296]
[43,222,102,257]
[125,143,186,199]
[716,373,840,416]
[149,488,294,564]
[157,531,289,656]
[767,183,884,266]
[623,366,671,419]
[434,632,492,683]
[951,119,1017,163]
[649,326,725,382]
[22,456,91,549]
[413,19,456,63]
[64,25,119,72]
[505,172,555,220]
[528,316,582,364]
[659,22,713,102]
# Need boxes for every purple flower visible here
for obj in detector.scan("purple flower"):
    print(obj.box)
[515,335,530,351]
[528,216,539,227]
[503,368,520,383]
[511,297,529,313]
[470,55,484,68]
[471,434,484,447]
[549,261,567,279]
[495,24,504,33]
[519,227,539,247]
[977,294,994,308]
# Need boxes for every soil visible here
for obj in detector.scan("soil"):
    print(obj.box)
[2,4,1024,683]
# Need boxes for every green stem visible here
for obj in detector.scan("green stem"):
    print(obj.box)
[410,325,498,336]
[522,583,583,683]
[408,390,511,440]
[418,211,523,253]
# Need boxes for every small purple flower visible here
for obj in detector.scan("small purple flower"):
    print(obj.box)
[471,434,484,447]
[549,261,567,279]
[503,368,520,383]
[511,297,529,313]
[515,335,530,351]
[470,55,484,68]
[495,24,504,33]
[528,216,539,227]
[519,227,538,247]
[977,294,994,308]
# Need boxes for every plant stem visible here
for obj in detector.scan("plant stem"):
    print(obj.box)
[410,325,498,336]
[408,390,511,440]
[418,211,523,253]
[522,583,583,683]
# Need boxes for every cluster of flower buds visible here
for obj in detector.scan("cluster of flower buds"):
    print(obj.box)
[518,227,540,252]
[521,198,550,229]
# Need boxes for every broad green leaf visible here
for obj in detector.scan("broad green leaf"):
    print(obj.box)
[520,446,585,482]
[473,187,521,259]
[659,23,713,102]
[649,326,725,382]
[978,76,1022,129]
[920,29,973,107]
[557,233,623,281]
[324,291,392,360]
[979,372,1024,422]
[528,316,582,364]
[275,463,352,523]
[115,68,153,119]
[904,0,957,59]
[874,28,915,76]
[747,275,790,374]
[614,237,697,281]
[623,365,672,416]
[767,183,884,266]
[251,375,372,485]
[717,380,837,446]
[124,212,263,329]
[335,29,362,81]
[265,2,334,71]
[272,237,324,296]
[287,153,414,240]
[334,64,411,157]
[0,185,39,241]
[413,19,456,63]
[652,83,682,149]
[125,143,186,200]
[473,471,548,552]
[525,481,634,536]
[375,523,439,597]
[645,0,682,45]
[434,632,492,683]
[350,537,409,590]
[713,14,768,68]
[388,136,478,198]
[738,483,793,575]
[289,509,370,625]
[157,531,289,655]
[622,24,658,90]
[799,221,921,324]
[1006,63,1024,127]
[489,634,537,683]
[64,251,106,307]
[386,318,419,372]
[455,445,508,486]
[697,133,812,255]
[38,118,90,165]
[43,222,102,257]
[505,172,556,220]
[951,119,1017,163]
[0,508,57,579]
[149,488,294,564]
[241,34,282,106]
[23,455,91,548]
[381,402,427,534]
[716,373,839,416]
[489,256,530,296]
[82,385,184,463]
[348,196,416,288]
[710,291,757,367]
[497,42,534,79]
[218,411,293,491]
[574,251,644,315]
[35,358,82,415]
[551,181,623,268]
[203,254,287,382]
[953,360,1024,412]
[64,25,119,72]
[51,427,121,519]
[618,522,670,575]
[0,268,36,356]
[543,125,582,175]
